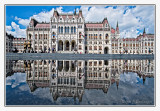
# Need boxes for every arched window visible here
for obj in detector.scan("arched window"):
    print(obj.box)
[79,18,81,22]
[35,34,37,39]
[44,34,45,39]
[91,34,93,39]
[61,27,63,34]
[29,34,32,39]
[46,34,47,39]
[71,27,73,34]
[65,27,67,33]
[58,26,60,33]
[96,34,97,39]
[89,46,92,50]
[52,32,55,38]
[105,34,109,39]
[79,32,82,38]
[106,24,108,28]
[74,27,76,33]
[99,34,102,39]
[94,34,96,39]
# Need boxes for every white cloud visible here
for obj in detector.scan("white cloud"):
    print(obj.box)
[81,5,154,38]
[14,7,63,26]
[6,22,26,38]
[6,26,12,31]
[6,73,26,88]
[6,7,64,38]
[15,16,30,27]
[6,6,154,38]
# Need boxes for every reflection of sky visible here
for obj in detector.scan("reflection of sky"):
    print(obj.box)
[6,72,154,105]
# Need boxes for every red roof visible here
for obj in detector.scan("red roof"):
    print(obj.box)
[85,23,103,28]
[146,34,154,38]
[111,28,115,34]
[35,24,50,28]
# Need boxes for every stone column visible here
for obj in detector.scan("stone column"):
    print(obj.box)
[63,41,65,51]
[56,38,58,52]
[69,43,71,51]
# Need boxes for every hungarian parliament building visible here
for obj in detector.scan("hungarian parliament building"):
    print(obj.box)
[20,9,154,54]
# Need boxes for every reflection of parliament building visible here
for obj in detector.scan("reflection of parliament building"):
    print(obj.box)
[6,59,154,101]
[25,9,154,54]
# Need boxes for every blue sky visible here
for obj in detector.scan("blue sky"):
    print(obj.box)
[6,5,155,38]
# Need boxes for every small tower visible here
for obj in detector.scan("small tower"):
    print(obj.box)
[115,21,120,39]
[116,21,119,34]
[143,27,146,37]
[74,8,76,15]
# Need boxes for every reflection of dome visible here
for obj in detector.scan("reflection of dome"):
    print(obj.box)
[102,85,108,93]
[53,93,58,101]
[30,83,38,92]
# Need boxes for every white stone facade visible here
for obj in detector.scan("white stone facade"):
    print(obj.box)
[26,10,154,54]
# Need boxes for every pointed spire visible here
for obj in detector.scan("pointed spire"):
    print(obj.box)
[116,21,119,34]
[143,27,146,37]
[116,80,119,90]
[143,27,146,34]
[116,21,119,28]
[74,8,76,15]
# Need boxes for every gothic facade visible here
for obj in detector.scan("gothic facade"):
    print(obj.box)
[26,9,154,54]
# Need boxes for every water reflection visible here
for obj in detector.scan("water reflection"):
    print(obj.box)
[6,59,154,105]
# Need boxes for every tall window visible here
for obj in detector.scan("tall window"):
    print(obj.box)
[99,46,102,50]
[52,32,55,38]
[29,34,32,39]
[35,34,37,39]
[89,46,92,50]
[91,34,93,39]
[61,27,63,34]
[59,26,60,33]
[65,27,67,33]
[79,45,82,50]
[99,34,102,39]
[96,34,97,39]
[105,34,108,39]
[44,34,45,39]
[71,27,73,34]
[74,27,76,33]
[94,46,97,50]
